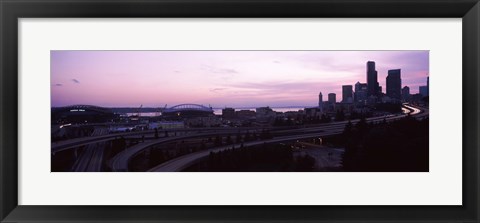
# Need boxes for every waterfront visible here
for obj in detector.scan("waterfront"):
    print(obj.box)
[126,107,311,117]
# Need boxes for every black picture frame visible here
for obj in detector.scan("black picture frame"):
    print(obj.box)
[1,0,479,222]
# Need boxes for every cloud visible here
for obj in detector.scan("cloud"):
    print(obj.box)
[71,79,80,84]
[202,65,238,74]
[221,68,237,74]
[209,88,227,93]
[201,65,239,82]
[221,80,340,102]
[229,81,332,92]
[273,60,281,63]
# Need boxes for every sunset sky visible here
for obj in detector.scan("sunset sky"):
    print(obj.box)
[51,51,429,108]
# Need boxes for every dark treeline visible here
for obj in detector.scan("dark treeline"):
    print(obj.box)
[341,116,428,171]
[184,143,315,172]
[274,114,331,126]
[373,102,402,113]
[51,126,95,142]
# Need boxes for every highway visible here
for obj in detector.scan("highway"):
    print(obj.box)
[113,121,369,172]
[147,104,427,172]
[70,128,108,172]
[148,130,346,172]
[51,126,266,153]
[109,130,258,171]
[54,103,427,172]
[52,103,425,154]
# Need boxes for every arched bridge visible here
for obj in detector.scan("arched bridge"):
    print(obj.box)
[163,104,213,113]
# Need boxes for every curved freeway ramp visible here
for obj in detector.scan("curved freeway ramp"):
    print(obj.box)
[148,131,345,172]
[110,130,253,171]
[148,105,426,172]
[51,126,266,153]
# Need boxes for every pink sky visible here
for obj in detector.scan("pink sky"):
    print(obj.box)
[51,51,429,108]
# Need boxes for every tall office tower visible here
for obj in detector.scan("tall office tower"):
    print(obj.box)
[342,85,353,103]
[419,86,428,97]
[354,81,368,103]
[328,93,336,103]
[367,61,379,96]
[402,86,410,101]
[318,92,323,112]
[386,69,402,101]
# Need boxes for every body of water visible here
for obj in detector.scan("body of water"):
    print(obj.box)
[212,107,308,115]
[126,107,310,117]
[126,105,409,117]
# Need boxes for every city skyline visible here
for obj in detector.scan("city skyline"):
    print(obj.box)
[51,51,429,108]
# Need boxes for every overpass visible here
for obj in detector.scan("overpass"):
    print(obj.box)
[53,103,424,154]
[51,126,266,153]
[147,104,427,172]
[109,129,260,171]
[149,130,345,172]
[54,103,427,172]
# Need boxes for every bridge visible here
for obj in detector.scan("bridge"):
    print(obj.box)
[162,104,214,113]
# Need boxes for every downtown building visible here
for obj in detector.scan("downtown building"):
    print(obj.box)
[419,76,429,97]
[222,107,236,119]
[386,69,402,102]
[256,106,276,123]
[419,86,428,97]
[402,86,410,102]
[323,93,337,112]
[318,92,324,113]
[342,85,354,103]
[366,61,380,97]
[354,81,368,104]
[328,93,336,104]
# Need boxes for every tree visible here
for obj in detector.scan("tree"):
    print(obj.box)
[356,116,368,133]
[214,135,222,146]
[335,110,345,121]
[226,135,233,144]
[245,131,251,141]
[320,114,331,123]
[236,133,242,143]
[343,121,353,137]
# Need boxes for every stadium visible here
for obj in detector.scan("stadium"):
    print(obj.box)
[51,105,117,124]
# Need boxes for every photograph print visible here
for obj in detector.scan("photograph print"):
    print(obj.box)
[51,50,429,172]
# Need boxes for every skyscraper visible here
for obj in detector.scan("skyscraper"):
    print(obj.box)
[328,93,336,103]
[419,76,429,97]
[342,85,353,103]
[419,86,428,97]
[354,81,368,103]
[386,69,402,101]
[367,61,379,97]
[402,86,410,101]
[318,92,323,112]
